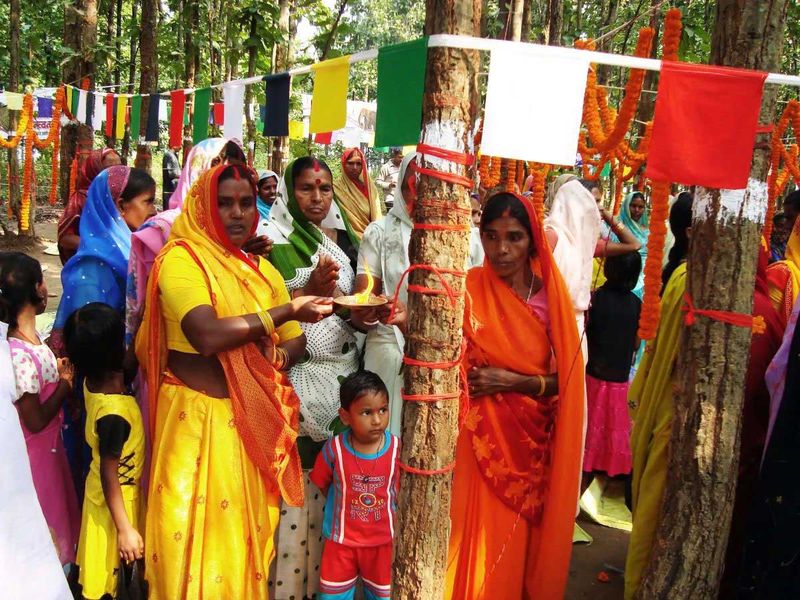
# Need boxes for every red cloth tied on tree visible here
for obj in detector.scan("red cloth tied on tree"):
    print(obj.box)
[646,61,767,189]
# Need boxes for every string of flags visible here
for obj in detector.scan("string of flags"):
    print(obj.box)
[5,34,798,190]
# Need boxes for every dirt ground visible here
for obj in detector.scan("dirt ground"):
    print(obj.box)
[2,215,630,600]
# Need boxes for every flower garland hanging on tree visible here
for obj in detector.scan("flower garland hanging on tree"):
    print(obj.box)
[765,99,800,241]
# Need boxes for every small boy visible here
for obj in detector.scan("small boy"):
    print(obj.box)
[310,370,400,600]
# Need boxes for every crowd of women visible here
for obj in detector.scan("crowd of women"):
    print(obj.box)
[2,135,800,600]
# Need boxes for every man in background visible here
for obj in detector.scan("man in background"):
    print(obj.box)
[162,148,181,211]
[376,147,403,211]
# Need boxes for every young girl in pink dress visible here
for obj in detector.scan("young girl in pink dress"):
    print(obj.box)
[0,252,80,565]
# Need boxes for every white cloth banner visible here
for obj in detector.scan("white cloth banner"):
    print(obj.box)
[481,44,589,166]
[76,90,88,123]
[91,93,104,132]
[223,83,246,143]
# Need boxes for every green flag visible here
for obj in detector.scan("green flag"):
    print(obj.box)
[375,38,428,148]
[193,88,211,144]
[71,87,80,117]
[129,95,142,141]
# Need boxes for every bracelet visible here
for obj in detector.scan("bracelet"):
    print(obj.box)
[613,220,625,232]
[272,346,289,370]
[537,375,546,397]
[256,310,275,336]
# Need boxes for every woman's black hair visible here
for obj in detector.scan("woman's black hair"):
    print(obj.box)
[0,252,44,330]
[63,302,125,382]
[340,370,389,411]
[579,178,602,193]
[629,191,645,203]
[217,163,258,191]
[119,168,156,203]
[480,192,533,240]
[603,251,642,292]
[662,191,693,290]
[291,156,333,183]
[223,140,247,164]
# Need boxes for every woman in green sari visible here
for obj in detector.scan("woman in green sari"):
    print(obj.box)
[263,156,362,600]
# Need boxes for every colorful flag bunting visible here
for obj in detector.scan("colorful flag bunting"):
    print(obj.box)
[76,90,88,122]
[37,97,53,118]
[105,93,115,137]
[645,61,768,189]
[85,92,95,127]
[375,38,428,148]
[115,95,128,140]
[92,94,105,132]
[223,83,245,142]
[193,88,211,144]
[146,94,161,142]
[72,87,80,118]
[263,73,291,137]
[213,102,225,126]
[64,85,74,114]
[5,92,24,111]
[129,95,142,141]
[310,56,350,134]
[482,45,589,165]
[169,90,186,149]
[314,132,333,144]
[289,120,305,140]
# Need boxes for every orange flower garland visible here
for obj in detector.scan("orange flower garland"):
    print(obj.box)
[69,157,78,201]
[662,8,682,62]
[637,180,671,340]
[504,159,517,192]
[527,162,551,224]
[0,101,29,149]
[766,100,800,241]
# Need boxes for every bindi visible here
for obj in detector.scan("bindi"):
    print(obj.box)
[315,178,322,185]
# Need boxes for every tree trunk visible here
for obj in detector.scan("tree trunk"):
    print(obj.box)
[61,0,97,205]
[137,0,159,173]
[595,0,618,85]
[244,14,258,165]
[520,0,532,41]
[391,0,481,597]
[634,0,663,138]
[634,1,788,598]
[184,0,198,87]
[542,0,563,45]
[121,1,139,164]
[8,0,24,235]
[270,0,293,174]
[509,0,524,41]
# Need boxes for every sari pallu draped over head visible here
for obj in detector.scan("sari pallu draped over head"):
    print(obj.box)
[333,147,382,238]
[135,164,304,506]
[766,216,800,327]
[460,193,585,599]
[58,147,119,263]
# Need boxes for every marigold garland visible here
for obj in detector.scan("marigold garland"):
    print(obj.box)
[766,99,800,241]
[504,159,517,192]
[662,8,682,62]
[527,162,551,224]
[0,100,30,149]
[638,180,671,340]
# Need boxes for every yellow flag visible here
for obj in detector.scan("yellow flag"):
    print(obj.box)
[309,56,350,133]
[5,92,24,111]
[289,120,305,140]
[115,95,128,140]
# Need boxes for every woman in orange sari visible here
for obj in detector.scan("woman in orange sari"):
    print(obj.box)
[136,163,334,598]
[445,192,585,600]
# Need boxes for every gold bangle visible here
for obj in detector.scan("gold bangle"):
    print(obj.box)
[537,375,546,397]
[256,310,275,336]
[273,346,289,370]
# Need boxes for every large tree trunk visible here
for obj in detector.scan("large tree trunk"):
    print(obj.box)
[121,1,138,164]
[542,0,563,45]
[391,0,481,597]
[8,0,24,235]
[270,0,293,174]
[244,14,258,165]
[61,0,97,205]
[634,1,788,598]
[137,0,158,173]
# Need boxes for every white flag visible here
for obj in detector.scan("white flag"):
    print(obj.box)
[92,93,105,132]
[76,90,88,123]
[481,44,590,166]
[223,83,246,143]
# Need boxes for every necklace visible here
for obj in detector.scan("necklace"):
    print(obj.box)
[525,273,536,303]
[350,432,383,483]
[10,328,40,345]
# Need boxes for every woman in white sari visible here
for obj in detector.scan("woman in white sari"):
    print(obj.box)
[355,153,483,435]
[263,156,361,600]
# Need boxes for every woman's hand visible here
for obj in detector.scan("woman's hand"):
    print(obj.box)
[377,297,407,333]
[117,526,144,563]
[349,305,380,328]
[305,255,339,297]
[468,367,522,396]
[242,235,273,257]
[57,358,74,387]
[291,296,334,323]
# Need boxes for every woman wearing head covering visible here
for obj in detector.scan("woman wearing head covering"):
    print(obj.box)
[354,153,483,435]
[58,147,122,264]
[333,147,382,238]
[263,156,361,599]
[257,170,279,220]
[615,192,650,298]
[766,216,800,328]
[136,163,331,599]
[444,192,585,599]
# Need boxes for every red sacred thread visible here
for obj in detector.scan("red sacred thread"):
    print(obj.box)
[413,222,472,232]
[415,164,473,188]
[682,293,767,334]
[401,391,461,402]
[416,143,476,166]
[399,462,455,476]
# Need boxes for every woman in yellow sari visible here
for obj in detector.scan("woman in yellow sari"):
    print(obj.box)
[445,192,585,600]
[766,216,800,328]
[334,147,382,238]
[136,163,334,599]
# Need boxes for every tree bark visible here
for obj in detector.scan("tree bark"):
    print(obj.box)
[542,0,563,45]
[391,0,481,597]
[61,0,97,205]
[634,1,788,598]
[121,1,139,164]
[509,0,524,41]
[270,0,293,174]
[137,0,159,173]
[244,13,258,165]
[183,0,199,88]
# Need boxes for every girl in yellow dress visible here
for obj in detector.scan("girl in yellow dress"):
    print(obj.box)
[64,302,144,599]
[136,163,334,599]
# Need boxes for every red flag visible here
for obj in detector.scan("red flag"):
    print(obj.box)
[314,132,333,144]
[105,93,114,137]
[169,90,186,149]
[646,61,767,189]
[212,102,225,126]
